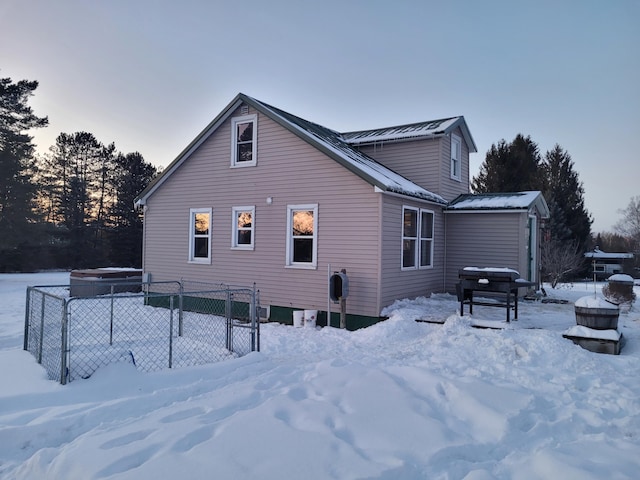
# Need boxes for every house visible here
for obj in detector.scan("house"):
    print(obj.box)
[134,93,548,329]
[584,247,634,278]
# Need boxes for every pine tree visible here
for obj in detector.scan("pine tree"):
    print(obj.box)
[0,77,48,271]
[471,134,543,193]
[42,132,111,267]
[108,152,157,267]
[542,144,592,252]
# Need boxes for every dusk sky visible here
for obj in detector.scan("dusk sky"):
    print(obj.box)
[1,0,638,233]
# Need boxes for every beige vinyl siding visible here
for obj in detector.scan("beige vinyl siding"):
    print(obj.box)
[357,130,471,202]
[444,212,524,292]
[439,127,471,201]
[143,104,383,318]
[378,195,446,311]
[357,140,441,195]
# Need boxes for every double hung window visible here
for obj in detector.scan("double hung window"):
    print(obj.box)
[286,204,317,268]
[450,134,462,181]
[189,208,212,263]
[231,114,257,167]
[402,206,434,269]
[232,206,255,249]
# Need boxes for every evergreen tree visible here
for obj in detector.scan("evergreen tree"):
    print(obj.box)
[471,134,544,193]
[109,152,157,267]
[473,134,593,282]
[0,76,48,271]
[42,132,112,267]
[542,145,592,252]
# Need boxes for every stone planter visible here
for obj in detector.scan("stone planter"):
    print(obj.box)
[574,296,619,330]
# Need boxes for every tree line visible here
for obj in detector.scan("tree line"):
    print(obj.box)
[473,134,639,284]
[1,75,158,272]
[3,74,638,279]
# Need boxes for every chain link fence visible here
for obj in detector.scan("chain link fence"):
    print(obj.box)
[24,280,260,384]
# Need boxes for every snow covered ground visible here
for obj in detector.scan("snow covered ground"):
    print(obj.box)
[1,272,639,479]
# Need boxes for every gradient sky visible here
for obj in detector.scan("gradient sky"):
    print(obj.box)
[1,0,638,233]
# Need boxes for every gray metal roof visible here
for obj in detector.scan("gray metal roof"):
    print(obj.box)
[253,97,447,204]
[446,191,550,218]
[342,117,477,153]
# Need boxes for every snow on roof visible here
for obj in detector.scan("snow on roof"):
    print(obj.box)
[447,191,542,210]
[584,248,634,259]
[136,92,468,207]
[341,118,460,145]
[254,97,447,204]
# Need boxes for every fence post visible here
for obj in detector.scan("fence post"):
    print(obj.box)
[60,300,69,385]
[37,292,46,364]
[23,287,32,351]
[226,290,232,351]
[178,282,184,337]
[256,288,261,352]
[251,285,256,352]
[169,295,174,369]
[110,285,115,345]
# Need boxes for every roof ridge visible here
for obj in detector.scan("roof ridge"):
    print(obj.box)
[342,116,460,136]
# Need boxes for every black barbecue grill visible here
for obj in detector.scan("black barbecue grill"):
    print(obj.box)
[457,267,536,322]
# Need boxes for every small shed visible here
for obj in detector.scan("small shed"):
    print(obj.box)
[444,191,550,292]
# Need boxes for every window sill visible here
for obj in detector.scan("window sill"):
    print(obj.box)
[285,264,317,270]
[188,259,211,265]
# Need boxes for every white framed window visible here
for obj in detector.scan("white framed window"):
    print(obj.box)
[188,208,212,263]
[450,134,462,181]
[402,206,434,270]
[286,204,318,268]
[232,206,255,250]
[402,207,418,269]
[231,114,257,167]
[419,210,434,268]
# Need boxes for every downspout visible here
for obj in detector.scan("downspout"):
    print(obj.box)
[443,208,447,292]
[376,192,383,317]
[140,203,148,274]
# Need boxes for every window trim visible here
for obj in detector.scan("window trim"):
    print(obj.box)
[450,134,462,181]
[401,206,435,271]
[419,209,434,269]
[188,207,212,264]
[402,206,418,270]
[230,114,257,167]
[231,205,255,250]
[286,204,318,269]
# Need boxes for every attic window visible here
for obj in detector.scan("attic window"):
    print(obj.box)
[231,114,257,167]
[450,134,462,181]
